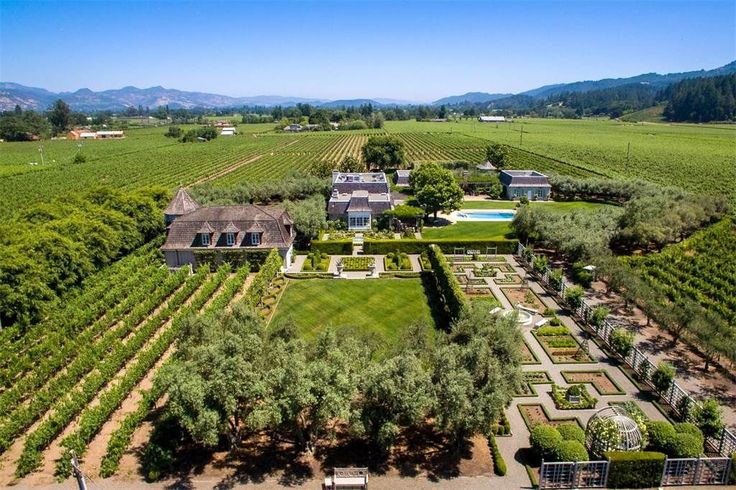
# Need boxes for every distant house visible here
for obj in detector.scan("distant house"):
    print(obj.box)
[328,171,394,230]
[96,130,125,139]
[220,127,236,136]
[285,124,302,132]
[394,169,411,186]
[478,116,506,123]
[499,170,551,200]
[162,188,295,270]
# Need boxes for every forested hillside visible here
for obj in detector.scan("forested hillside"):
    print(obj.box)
[662,74,736,122]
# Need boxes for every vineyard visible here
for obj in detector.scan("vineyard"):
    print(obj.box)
[0,242,265,485]
[627,219,736,363]
[2,118,733,220]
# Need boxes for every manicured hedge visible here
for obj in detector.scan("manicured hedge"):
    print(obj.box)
[310,239,352,255]
[487,434,507,476]
[604,451,666,489]
[363,238,517,255]
[426,244,468,321]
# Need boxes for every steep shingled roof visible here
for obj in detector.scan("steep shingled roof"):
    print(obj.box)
[164,187,200,216]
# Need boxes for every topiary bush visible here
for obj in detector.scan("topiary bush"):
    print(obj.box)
[646,420,676,452]
[651,362,675,395]
[667,432,703,458]
[488,434,507,476]
[673,422,704,448]
[530,424,563,461]
[557,423,586,445]
[555,440,589,462]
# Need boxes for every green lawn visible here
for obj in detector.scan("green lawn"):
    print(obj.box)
[422,221,514,240]
[460,200,612,212]
[270,278,437,347]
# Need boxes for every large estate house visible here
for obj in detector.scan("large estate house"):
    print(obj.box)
[499,170,551,200]
[162,188,295,269]
[328,171,394,230]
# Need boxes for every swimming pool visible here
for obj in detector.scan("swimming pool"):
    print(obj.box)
[454,210,516,221]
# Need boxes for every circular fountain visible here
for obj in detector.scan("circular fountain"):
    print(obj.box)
[503,308,534,326]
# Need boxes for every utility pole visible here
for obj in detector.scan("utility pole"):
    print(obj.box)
[70,450,88,490]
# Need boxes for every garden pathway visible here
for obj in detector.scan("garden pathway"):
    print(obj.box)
[459,255,669,487]
[288,254,306,272]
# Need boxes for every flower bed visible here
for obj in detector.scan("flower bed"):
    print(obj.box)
[518,403,583,430]
[455,274,487,286]
[341,256,375,271]
[301,251,330,272]
[501,287,545,312]
[533,325,594,364]
[516,371,553,396]
[562,370,626,395]
[384,251,412,271]
[550,383,598,409]
[494,273,523,285]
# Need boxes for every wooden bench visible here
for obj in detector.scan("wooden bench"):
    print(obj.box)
[325,467,368,489]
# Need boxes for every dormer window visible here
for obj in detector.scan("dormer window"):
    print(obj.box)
[250,232,261,246]
[201,233,210,246]
[226,232,235,246]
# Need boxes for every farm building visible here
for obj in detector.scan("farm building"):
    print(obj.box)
[394,169,411,186]
[220,127,236,136]
[478,116,506,123]
[476,161,497,171]
[499,170,551,200]
[162,188,295,270]
[328,171,394,230]
[285,124,302,132]
[96,131,125,139]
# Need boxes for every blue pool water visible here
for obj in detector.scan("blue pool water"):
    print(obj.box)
[457,210,515,221]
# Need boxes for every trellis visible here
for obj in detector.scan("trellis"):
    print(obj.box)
[517,243,736,457]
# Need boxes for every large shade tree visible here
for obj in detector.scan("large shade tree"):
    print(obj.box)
[410,163,464,219]
[361,136,407,170]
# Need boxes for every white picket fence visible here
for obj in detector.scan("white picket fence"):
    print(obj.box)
[516,243,736,457]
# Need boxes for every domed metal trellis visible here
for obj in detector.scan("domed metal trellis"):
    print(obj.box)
[585,406,643,456]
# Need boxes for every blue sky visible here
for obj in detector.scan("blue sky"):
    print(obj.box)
[1,0,734,102]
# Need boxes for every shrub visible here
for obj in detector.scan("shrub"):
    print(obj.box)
[488,434,507,476]
[533,256,549,274]
[550,384,597,410]
[564,285,584,309]
[530,424,562,461]
[590,306,609,328]
[693,398,724,439]
[554,440,589,462]
[72,153,86,164]
[610,328,635,359]
[651,362,676,395]
[646,420,676,452]
[571,262,593,288]
[557,423,585,445]
[673,422,704,447]
[543,307,557,317]
[604,451,666,489]
[548,268,564,290]
[536,325,570,336]
[667,433,703,458]
[549,317,561,326]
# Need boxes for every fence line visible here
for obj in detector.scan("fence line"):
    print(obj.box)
[516,243,736,457]
[540,457,731,488]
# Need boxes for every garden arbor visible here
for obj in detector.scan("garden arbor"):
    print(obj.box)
[585,406,643,456]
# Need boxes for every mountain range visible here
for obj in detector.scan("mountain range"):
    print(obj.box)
[1,60,734,112]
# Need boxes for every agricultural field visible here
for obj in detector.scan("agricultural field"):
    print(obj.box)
[628,218,736,332]
[269,278,438,349]
[0,243,256,485]
[385,119,736,201]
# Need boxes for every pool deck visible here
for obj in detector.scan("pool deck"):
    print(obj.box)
[439,208,516,223]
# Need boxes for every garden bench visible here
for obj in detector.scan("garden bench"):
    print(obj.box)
[324,468,368,489]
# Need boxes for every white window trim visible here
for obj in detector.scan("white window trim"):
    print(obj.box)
[226,232,235,246]
[250,232,261,245]
[201,233,210,246]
